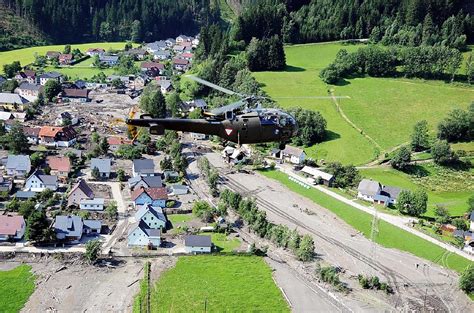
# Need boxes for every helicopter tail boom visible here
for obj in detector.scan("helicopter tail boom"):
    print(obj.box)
[126,118,223,137]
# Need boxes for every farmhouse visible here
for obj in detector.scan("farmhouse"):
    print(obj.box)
[80,198,105,211]
[135,204,167,229]
[128,175,163,190]
[301,166,334,186]
[281,146,306,165]
[39,125,77,147]
[54,215,83,241]
[127,220,161,247]
[132,159,155,177]
[357,179,382,202]
[380,186,402,205]
[39,72,63,85]
[0,215,26,241]
[0,92,29,111]
[46,51,60,59]
[86,48,105,57]
[16,83,43,102]
[131,187,168,208]
[61,88,90,103]
[6,155,31,177]
[46,156,71,179]
[24,170,58,192]
[68,179,94,207]
[99,55,119,66]
[90,158,112,178]
[184,235,212,254]
[59,53,73,65]
[107,136,132,152]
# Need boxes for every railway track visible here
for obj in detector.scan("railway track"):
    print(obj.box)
[219,172,453,311]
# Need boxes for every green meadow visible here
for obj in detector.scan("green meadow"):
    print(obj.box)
[0,265,35,313]
[261,170,472,273]
[254,43,474,165]
[0,42,129,69]
[150,256,289,312]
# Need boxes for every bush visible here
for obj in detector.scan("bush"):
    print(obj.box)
[166,200,176,208]
[459,265,474,294]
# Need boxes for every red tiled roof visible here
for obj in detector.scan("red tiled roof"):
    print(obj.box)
[140,62,164,70]
[39,125,77,141]
[108,136,132,146]
[46,156,71,172]
[0,215,24,236]
[131,187,168,201]
[181,53,193,58]
[173,58,189,65]
[86,48,105,53]
[39,126,62,137]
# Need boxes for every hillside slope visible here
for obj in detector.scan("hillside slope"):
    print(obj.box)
[0,4,49,51]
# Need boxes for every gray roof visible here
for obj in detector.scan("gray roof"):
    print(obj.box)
[128,220,161,238]
[135,204,166,223]
[70,179,94,199]
[381,186,402,200]
[144,227,161,237]
[0,93,29,104]
[18,83,42,91]
[40,72,62,79]
[14,191,36,199]
[142,176,163,188]
[146,41,167,50]
[358,179,381,197]
[80,198,105,205]
[282,145,305,157]
[54,215,83,237]
[470,212,474,222]
[171,184,188,191]
[185,235,212,247]
[83,219,102,230]
[6,155,31,171]
[373,194,390,202]
[154,50,171,56]
[34,171,58,185]
[91,158,111,173]
[133,159,154,173]
[100,55,119,62]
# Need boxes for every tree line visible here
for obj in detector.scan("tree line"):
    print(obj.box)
[320,45,466,84]
[2,0,221,44]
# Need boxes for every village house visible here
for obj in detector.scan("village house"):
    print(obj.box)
[173,58,190,71]
[128,175,163,190]
[135,204,167,229]
[173,45,186,53]
[0,76,6,87]
[127,220,161,247]
[23,127,40,144]
[192,37,200,47]
[6,155,31,177]
[24,170,58,192]
[168,184,189,196]
[0,215,26,241]
[39,72,63,85]
[80,198,105,211]
[16,83,43,102]
[0,92,29,111]
[379,186,402,205]
[132,159,155,177]
[133,75,149,89]
[86,48,105,57]
[99,55,119,66]
[279,146,306,165]
[14,191,36,200]
[46,51,60,59]
[39,125,77,147]
[176,35,192,43]
[0,175,13,194]
[165,38,176,46]
[90,158,112,178]
[180,52,194,61]
[357,179,382,203]
[140,61,164,76]
[59,54,73,65]
[123,48,148,60]
[54,215,83,241]
[181,99,207,113]
[184,235,212,254]
[15,70,37,84]
[46,156,71,180]
[163,170,179,182]
[301,166,334,186]
[153,50,171,61]
[55,112,79,126]
[60,88,90,103]
[131,187,168,208]
[145,41,167,53]
[68,179,94,207]
[107,136,132,152]
[83,219,102,235]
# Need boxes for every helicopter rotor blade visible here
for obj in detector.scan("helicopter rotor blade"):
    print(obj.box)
[185,75,244,97]
[210,99,246,116]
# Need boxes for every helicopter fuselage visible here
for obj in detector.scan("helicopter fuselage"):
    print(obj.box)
[126,111,297,145]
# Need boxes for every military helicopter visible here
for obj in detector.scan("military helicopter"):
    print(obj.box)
[126,75,348,149]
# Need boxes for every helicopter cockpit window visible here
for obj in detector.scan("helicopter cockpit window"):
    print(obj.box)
[279,116,288,126]
[261,114,278,125]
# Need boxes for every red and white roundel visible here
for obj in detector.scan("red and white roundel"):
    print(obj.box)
[225,128,233,136]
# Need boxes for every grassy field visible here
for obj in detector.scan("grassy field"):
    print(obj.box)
[0,265,35,313]
[359,166,473,217]
[150,255,289,312]
[168,213,193,225]
[0,42,131,74]
[208,232,242,252]
[254,42,474,165]
[261,170,472,273]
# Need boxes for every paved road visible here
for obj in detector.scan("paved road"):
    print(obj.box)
[0,244,85,253]
[266,258,347,313]
[278,166,474,262]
